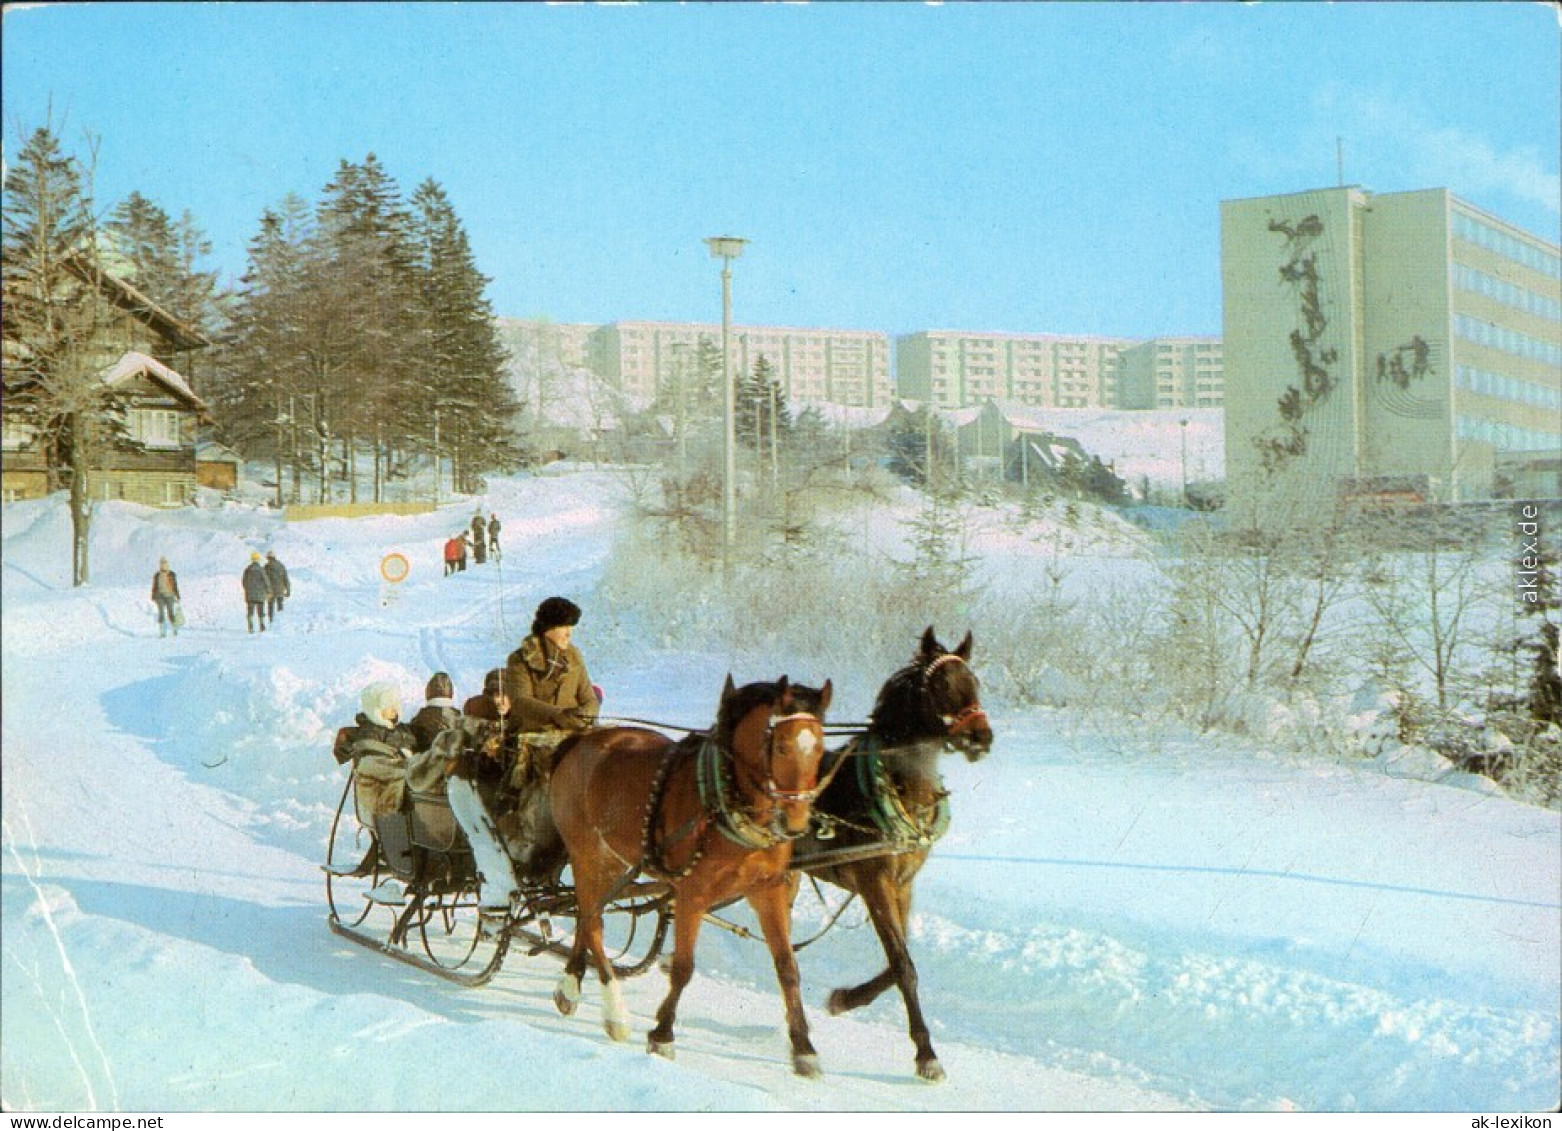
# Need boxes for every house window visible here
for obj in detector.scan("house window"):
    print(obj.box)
[2,419,32,451]
[134,409,183,449]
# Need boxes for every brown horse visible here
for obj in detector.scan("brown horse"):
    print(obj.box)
[793,627,993,1082]
[549,675,833,1077]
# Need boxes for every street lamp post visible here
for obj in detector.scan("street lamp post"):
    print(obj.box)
[705,236,748,572]
[1179,417,1190,506]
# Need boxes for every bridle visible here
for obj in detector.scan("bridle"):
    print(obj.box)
[738,709,830,806]
[922,653,990,739]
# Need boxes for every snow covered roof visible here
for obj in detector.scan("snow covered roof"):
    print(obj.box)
[100,351,207,410]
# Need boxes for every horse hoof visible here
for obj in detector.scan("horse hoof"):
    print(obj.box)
[793,1053,822,1079]
[916,1058,946,1083]
[553,975,581,1017]
[826,988,851,1016]
[648,1038,675,1060]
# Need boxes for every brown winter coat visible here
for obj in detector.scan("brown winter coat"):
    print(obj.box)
[503,634,599,733]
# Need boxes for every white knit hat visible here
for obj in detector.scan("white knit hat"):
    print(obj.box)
[360,681,401,727]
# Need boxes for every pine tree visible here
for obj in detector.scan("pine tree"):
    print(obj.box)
[215,194,327,504]
[103,193,220,352]
[1,125,118,584]
[314,154,422,500]
[409,178,517,494]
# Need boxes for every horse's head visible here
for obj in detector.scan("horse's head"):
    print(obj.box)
[721,674,831,837]
[873,627,993,761]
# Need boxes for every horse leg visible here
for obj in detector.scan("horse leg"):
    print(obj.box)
[836,873,944,1082]
[646,893,702,1060]
[747,878,821,1078]
[556,870,631,1041]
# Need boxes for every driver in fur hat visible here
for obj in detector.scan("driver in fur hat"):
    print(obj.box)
[503,597,600,735]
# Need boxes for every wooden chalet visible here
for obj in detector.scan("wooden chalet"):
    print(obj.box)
[2,260,213,506]
[956,400,1090,485]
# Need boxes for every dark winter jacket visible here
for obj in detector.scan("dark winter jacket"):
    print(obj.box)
[242,561,272,602]
[504,634,599,732]
[344,713,417,762]
[408,700,461,752]
[151,569,180,602]
[264,557,291,598]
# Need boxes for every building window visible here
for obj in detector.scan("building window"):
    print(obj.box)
[133,409,183,449]
[2,419,33,451]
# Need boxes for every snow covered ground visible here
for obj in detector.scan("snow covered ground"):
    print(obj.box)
[3,469,1558,1116]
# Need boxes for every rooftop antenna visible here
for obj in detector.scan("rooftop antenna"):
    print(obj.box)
[1337,136,1345,187]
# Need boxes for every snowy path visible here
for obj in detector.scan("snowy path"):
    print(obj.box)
[3,473,1558,1112]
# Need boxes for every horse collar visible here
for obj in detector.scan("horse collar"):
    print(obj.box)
[855,735,951,847]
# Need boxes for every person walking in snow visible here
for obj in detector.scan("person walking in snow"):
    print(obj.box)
[443,534,461,576]
[487,513,501,559]
[264,551,291,623]
[456,531,470,573]
[242,552,272,634]
[471,511,488,565]
[151,557,182,638]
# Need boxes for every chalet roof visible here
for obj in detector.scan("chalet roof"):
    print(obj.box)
[62,254,212,352]
[101,351,207,411]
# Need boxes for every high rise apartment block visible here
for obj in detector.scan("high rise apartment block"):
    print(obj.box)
[1221,186,1561,505]
[586,321,894,409]
[895,330,1222,411]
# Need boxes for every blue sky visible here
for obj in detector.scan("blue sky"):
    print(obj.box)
[3,2,1558,340]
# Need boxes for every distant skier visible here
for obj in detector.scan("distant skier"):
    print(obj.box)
[487,513,501,559]
[443,534,462,576]
[242,552,272,633]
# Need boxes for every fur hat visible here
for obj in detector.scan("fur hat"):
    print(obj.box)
[425,672,454,700]
[532,596,581,637]
[360,681,401,728]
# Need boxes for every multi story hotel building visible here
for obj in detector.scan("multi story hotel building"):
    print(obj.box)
[895,330,1222,411]
[586,320,893,409]
[1221,186,1561,505]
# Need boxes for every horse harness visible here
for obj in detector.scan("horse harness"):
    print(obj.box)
[805,651,983,854]
[640,708,829,881]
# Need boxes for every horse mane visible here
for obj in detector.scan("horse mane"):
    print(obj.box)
[867,663,934,744]
[712,679,830,749]
[868,651,978,746]
[714,679,788,749]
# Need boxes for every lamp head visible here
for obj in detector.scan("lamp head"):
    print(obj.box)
[704,236,748,260]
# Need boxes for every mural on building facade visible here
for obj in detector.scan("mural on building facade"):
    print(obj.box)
[1255,214,1338,474]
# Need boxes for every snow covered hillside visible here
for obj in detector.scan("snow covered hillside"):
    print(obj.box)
[3,469,1558,1114]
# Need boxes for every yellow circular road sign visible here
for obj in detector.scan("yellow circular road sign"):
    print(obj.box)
[380,552,410,584]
